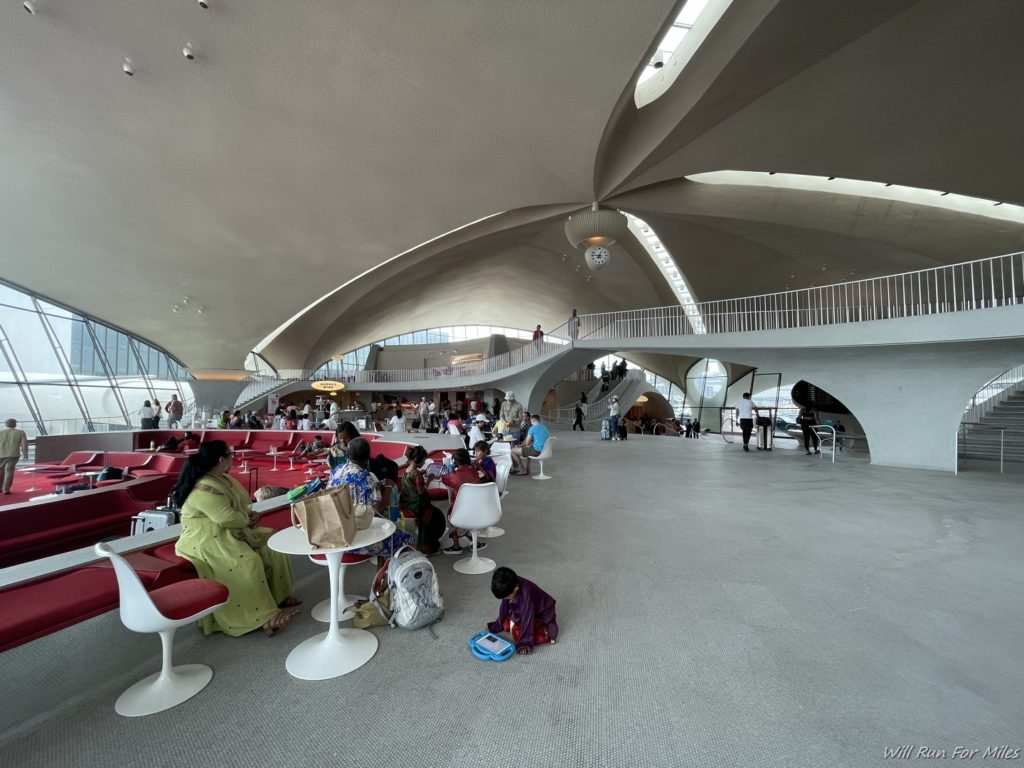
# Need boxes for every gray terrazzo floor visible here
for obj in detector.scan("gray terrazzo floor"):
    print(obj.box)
[2,430,1022,767]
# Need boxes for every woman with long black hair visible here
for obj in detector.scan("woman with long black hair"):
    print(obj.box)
[797,404,821,455]
[173,440,300,636]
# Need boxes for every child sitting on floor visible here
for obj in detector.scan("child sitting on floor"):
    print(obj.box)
[486,566,558,655]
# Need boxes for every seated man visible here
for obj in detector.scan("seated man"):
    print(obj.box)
[511,414,548,476]
[466,414,488,447]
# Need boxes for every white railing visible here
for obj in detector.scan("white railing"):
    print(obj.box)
[962,363,1024,424]
[239,252,1024,398]
[576,250,1024,341]
[240,322,573,399]
[548,371,643,423]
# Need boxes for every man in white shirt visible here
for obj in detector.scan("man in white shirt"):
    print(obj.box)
[418,397,429,430]
[734,392,760,452]
[427,399,437,430]
[467,414,488,447]
[608,396,621,441]
[389,408,406,432]
[0,418,29,495]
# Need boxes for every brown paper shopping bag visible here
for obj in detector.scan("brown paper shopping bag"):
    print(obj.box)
[290,485,356,548]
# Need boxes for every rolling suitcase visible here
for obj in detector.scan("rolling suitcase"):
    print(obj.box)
[601,419,610,440]
[131,510,177,536]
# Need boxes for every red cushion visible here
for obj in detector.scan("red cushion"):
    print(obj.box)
[310,552,372,564]
[0,569,121,650]
[428,487,448,502]
[148,579,228,620]
[150,543,196,572]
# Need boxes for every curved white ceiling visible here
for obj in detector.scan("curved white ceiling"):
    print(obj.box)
[1,0,1023,373]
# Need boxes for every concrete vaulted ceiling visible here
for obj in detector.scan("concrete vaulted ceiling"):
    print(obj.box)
[1,0,1023,374]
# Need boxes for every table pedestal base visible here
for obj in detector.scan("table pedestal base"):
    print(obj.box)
[285,628,377,680]
[311,595,362,623]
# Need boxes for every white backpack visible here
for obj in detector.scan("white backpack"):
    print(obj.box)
[370,545,444,629]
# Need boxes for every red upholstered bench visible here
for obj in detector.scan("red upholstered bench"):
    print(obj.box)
[0,552,192,653]
[149,543,196,573]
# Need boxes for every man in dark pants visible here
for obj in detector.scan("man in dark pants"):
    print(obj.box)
[734,392,760,452]
[572,404,585,431]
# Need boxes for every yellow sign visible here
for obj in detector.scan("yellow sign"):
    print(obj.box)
[311,380,345,391]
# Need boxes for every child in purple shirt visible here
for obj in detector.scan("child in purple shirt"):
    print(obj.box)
[487,567,558,655]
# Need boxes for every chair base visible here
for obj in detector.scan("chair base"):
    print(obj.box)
[115,664,213,717]
[311,594,362,623]
[533,473,550,480]
[453,555,496,575]
[285,628,378,680]
[479,526,505,538]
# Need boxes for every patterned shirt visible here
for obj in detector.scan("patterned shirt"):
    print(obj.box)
[328,461,381,506]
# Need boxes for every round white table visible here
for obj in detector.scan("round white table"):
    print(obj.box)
[269,518,395,680]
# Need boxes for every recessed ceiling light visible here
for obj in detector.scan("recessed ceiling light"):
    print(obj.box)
[196,306,205,314]
[23,1,36,15]
[197,0,210,7]
[172,305,181,313]
[122,58,135,77]
[182,43,195,60]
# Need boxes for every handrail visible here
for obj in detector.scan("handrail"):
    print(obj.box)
[577,250,1024,341]
[241,321,574,397]
[955,421,1024,475]
[548,371,644,423]
[621,417,643,434]
[812,425,838,464]
[963,362,1024,423]
[241,250,1024,398]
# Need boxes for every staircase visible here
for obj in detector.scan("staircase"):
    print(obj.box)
[548,371,646,425]
[959,390,1024,463]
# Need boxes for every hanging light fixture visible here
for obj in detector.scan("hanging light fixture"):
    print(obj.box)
[565,203,628,272]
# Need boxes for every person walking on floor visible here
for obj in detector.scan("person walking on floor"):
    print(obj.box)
[797,404,821,455]
[568,308,580,343]
[734,392,760,452]
[572,404,585,431]
[0,419,29,495]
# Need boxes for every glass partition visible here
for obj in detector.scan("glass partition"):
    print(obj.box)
[0,279,190,438]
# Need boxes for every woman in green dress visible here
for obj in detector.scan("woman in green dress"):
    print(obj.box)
[173,440,300,637]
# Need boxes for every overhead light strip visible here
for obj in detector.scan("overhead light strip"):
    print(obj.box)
[686,171,1024,224]
[624,213,706,334]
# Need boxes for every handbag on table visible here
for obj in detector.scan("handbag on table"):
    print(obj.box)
[291,485,357,548]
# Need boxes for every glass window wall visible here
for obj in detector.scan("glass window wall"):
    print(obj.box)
[0,279,190,438]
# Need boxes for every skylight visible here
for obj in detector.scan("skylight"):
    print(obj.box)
[624,213,706,334]
[635,0,732,109]
[686,171,1024,224]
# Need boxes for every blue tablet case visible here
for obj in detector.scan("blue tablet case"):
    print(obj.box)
[468,631,515,661]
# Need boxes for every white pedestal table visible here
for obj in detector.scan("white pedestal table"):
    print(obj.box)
[269,518,395,680]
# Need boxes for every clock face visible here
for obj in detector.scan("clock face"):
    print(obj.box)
[587,245,610,264]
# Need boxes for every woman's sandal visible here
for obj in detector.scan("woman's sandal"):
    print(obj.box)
[278,596,302,608]
[263,609,300,637]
